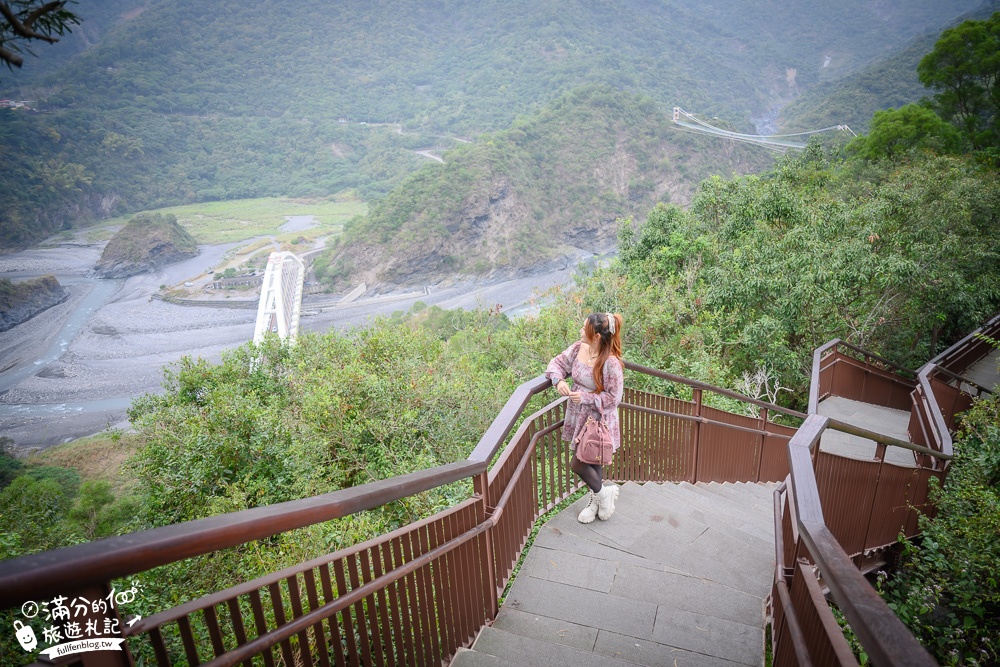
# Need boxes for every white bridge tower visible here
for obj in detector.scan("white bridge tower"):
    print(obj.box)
[253,251,305,344]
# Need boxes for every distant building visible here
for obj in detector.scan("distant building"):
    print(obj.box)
[212,275,264,290]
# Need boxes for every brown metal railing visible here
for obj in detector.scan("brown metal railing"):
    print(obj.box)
[771,330,992,667]
[809,339,917,415]
[907,310,1000,456]
[771,414,947,667]
[0,362,803,667]
[924,312,1000,373]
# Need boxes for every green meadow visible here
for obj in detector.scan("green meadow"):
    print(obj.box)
[96,195,367,245]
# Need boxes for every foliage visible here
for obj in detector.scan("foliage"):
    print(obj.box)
[879,393,1000,665]
[0,473,76,559]
[602,147,1000,408]
[0,0,79,70]
[847,103,963,159]
[0,441,23,489]
[320,86,775,286]
[919,11,1000,152]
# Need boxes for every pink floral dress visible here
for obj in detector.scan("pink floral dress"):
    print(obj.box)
[545,341,624,452]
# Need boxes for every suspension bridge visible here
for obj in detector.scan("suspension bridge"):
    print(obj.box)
[672,106,855,151]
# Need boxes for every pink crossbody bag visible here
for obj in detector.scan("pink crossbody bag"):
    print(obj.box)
[574,413,613,465]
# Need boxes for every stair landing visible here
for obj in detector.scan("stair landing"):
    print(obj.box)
[816,395,916,467]
[454,481,777,667]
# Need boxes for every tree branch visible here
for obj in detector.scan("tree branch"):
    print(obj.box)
[0,1,68,44]
[0,41,22,67]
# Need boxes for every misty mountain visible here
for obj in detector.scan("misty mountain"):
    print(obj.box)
[0,0,982,251]
[779,0,1000,133]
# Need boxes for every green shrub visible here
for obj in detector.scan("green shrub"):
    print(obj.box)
[879,393,1000,665]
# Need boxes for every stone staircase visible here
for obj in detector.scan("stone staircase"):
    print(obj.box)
[453,481,778,667]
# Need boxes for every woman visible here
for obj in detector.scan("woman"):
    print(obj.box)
[545,312,624,523]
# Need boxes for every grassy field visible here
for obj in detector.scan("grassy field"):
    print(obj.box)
[95,194,367,245]
[29,433,141,493]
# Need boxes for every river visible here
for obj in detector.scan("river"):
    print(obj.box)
[0,237,594,449]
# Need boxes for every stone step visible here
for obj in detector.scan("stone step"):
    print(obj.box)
[451,647,509,667]
[483,476,777,667]
[628,482,773,557]
[735,480,781,501]
[673,482,774,532]
[534,489,701,577]
[647,483,774,542]
[602,484,773,596]
[472,626,638,667]
[489,608,758,667]
[704,483,776,522]
[706,482,773,510]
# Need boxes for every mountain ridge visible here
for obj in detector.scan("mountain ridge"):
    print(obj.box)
[318,87,776,289]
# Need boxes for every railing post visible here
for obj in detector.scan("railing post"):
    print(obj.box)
[691,388,703,482]
[857,449,886,567]
[473,471,499,620]
[756,407,768,482]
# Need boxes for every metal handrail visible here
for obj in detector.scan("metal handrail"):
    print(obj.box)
[200,520,494,667]
[624,360,807,420]
[785,415,940,666]
[0,374,553,608]
[818,339,918,378]
[770,481,813,667]
[489,421,564,522]
[906,312,1000,461]
[825,417,951,460]
[924,312,1000,369]
[809,339,917,414]
[928,363,994,396]
[915,365,957,459]
[0,458,482,608]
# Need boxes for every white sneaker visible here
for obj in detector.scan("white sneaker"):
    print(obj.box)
[596,484,620,520]
[577,492,599,523]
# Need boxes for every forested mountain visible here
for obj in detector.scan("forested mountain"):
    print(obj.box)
[780,0,1000,133]
[4,9,1000,664]
[0,0,982,251]
[317,86,775,288]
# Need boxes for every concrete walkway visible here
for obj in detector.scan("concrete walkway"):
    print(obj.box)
[961,348,999,393]
[816,349,999,468]
[816,396,916,467]
[454,481,777,667]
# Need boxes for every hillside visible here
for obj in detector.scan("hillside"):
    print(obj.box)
[0,0,981,251]
[779,0,1000,133]
[0,275,68,333]
[317,87,776,288]
[94,212,198,278]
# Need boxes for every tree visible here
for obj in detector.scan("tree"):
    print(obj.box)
[918,12,1000,150]
[848,104,963,160]
[0,0,79,70]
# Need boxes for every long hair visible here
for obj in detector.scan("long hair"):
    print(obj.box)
[584,312,623,393]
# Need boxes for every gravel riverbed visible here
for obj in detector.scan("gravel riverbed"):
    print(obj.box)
[1,237,587,450]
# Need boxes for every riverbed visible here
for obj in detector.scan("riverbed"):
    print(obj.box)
[0,236,591,450]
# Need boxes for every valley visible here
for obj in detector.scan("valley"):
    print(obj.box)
[0,208,590,448]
